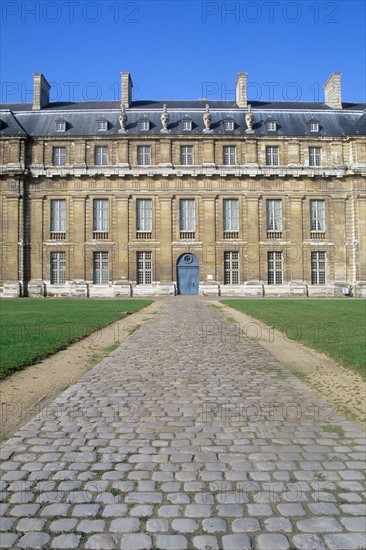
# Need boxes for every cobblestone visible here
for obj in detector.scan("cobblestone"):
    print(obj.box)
[0,533,20,548]
[146,518,169,532]
[192,535,219,549]
[292,534,326,549]
[84,534,117,549]
[222,533,251,549]
[257,533,290,549]
[17,531,50,548]
[0,297,365,548]
[16,518,46,531]
[202,517,227,532]
[156,535,188,549]
[120,533,152,549]
[324,533,366,549]
[110,518,140,532]
[50,534,80,548]
[77,519,105,532]
[171,518,199,533]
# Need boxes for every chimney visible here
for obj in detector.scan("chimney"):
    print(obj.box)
[236,72,248,108]
[32,73,51,110]
[324,72,342,109]
[121,71,133,108]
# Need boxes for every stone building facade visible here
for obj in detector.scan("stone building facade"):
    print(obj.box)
[0,71,365,297]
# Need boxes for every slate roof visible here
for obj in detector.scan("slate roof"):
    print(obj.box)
[0,100,365,137]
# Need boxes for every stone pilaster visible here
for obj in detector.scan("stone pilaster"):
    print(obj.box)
[70,197,86,280]
[245,196,260,281]
[331,195,347,281]
[202,140,215,166]
[3,195,20,281]
[201,196,216,281]
[355,193,366,281]
[115,197,130,281]
[30,197,44,279]
[288,195,305,281]
[159,138,172,166]
[158,197,173,281]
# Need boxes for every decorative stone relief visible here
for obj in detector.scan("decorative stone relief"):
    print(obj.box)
[245,105,254,132]
[160,104,170,133]
[118,105,127,133]
[203,104,213,133]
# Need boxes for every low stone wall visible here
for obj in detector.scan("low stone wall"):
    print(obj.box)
[0,280,360,298]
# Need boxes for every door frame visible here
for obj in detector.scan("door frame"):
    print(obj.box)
[176,253,199,295]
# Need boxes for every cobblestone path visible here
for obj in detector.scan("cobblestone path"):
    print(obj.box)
[1,298,365,549]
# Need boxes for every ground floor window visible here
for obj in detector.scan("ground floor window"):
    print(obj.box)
[224,251,239,284]
[50,252,66,284]
[93,252,109,284]
[311,251,326,284]
[268,251,283,284]
[137,251,152,284]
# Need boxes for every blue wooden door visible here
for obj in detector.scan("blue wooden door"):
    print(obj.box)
[177,254,199,295]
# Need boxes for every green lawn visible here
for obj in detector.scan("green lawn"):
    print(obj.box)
[221,299,366,376]
[0,299,151,379]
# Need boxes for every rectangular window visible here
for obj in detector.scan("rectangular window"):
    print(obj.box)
[137,145,151,165]
[224,120,234,131]
[180,146,194,165]
[223,199,239,232]
[95,146,108,165]
[267,121,277,131]
[266,199,282,237]
[50,252,66,284]
[310,200,326,231]
[266,146,279,166]
[50,199,66,235]
[311,251,326,285]
[310,122,319,132]
[136,199,152,233]
[93,199,109,238]
[139,120,150,131]
[224,251,239,285]
[309,147,321,167]
[93,252,109,284]
[179,199,195,235]
[268,251,283,284]
[56,121,65,132]
[223,146,236,166]
[97,120,108,131]
[137,251,152,284]
[182,120,192,131]
[52,147,66,166]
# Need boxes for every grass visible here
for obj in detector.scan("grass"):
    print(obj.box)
[221,299,366,376]
[0,298,151,379]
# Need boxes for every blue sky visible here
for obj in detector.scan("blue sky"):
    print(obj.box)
[1,0,365,103]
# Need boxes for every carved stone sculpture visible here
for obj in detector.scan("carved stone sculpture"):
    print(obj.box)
[160,104,169,132]
[245,104,254,132]
[203,104,212,132]
[118,105,127,133]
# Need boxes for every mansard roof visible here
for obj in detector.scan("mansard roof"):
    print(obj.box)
[0,100,365,137]
[0,110,28,135]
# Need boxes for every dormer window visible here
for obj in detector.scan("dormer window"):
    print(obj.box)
[139,118,150,131]
[182,119,192,131]
[56,120,66,132]
[224,119,235,131]
[97,119,108,131]
[309,121,319,132]
[266,119,277,132]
